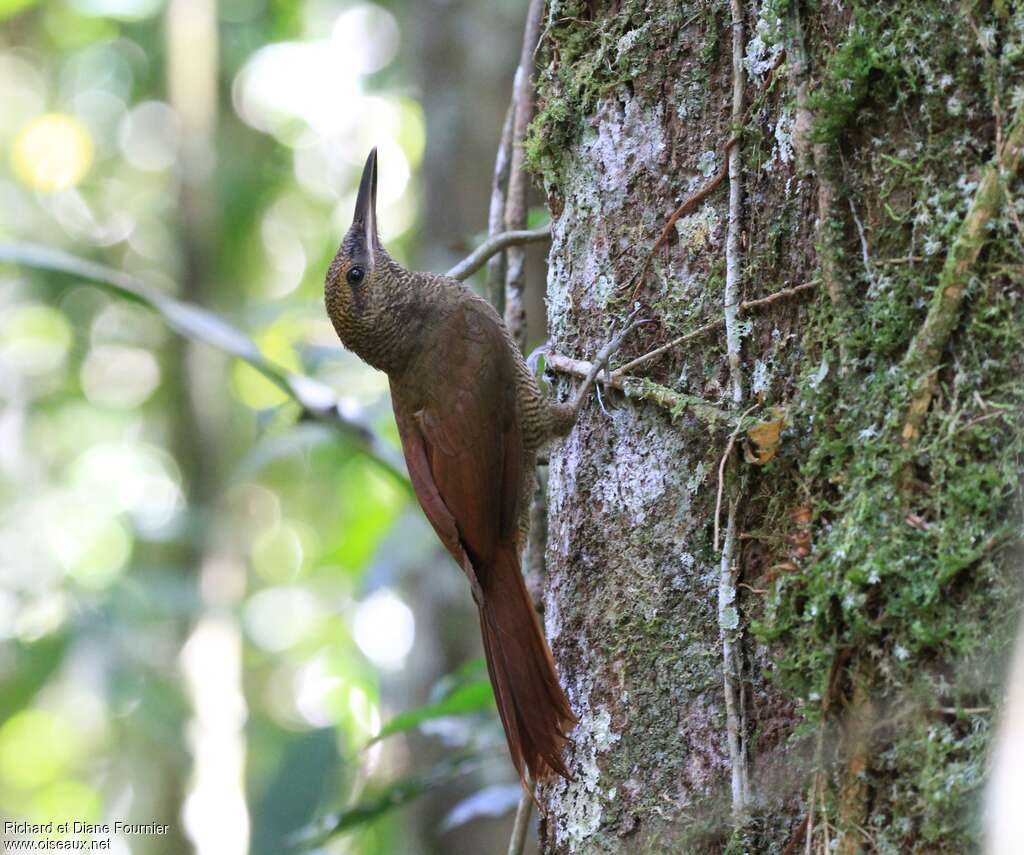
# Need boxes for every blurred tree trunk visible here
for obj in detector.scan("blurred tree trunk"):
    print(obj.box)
[408,5,542,854]
[162,2,243,854]
[532,2,1023,853]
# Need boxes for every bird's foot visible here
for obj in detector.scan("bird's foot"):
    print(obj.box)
[568,306,651,419]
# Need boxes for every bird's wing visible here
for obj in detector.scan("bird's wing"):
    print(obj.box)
[392,300,522,593]
[392,299,575,782]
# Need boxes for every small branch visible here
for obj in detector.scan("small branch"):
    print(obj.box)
[724,0,746,407]
[847,197,876,285]
[615,318,724,375]
[718,3,751,823]
[623,377,736,425]
[739,281,817,312]
[0,242,413,483]
[804,731,820,855]
[719,496,750,818]
[627,140,736,301]
[835,672,875,855]
[543,351,735,425]
[446,226,551,282]
[625,49,786,302]
[877,256,926,266]
[506,780,535,855]
[714,405,757,552]
[504,0,546,350]
[901,96,1024,447]
[486,100,517,313]
[612,282,816,378]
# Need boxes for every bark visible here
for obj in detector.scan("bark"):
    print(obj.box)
[530,1,1024,853]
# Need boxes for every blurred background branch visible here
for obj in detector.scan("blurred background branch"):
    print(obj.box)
[0,219,551,485]
[0,0,552,852]
[0,240,411,484]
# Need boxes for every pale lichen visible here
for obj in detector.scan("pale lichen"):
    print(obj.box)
[674,204,722,254]
[546,97,666,340]
[547,691,622,854]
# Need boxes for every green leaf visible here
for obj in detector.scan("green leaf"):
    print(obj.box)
[370,679,494,745]
[428,656,487,701]
[251,729,339,855]
[0,0,39,22]
[0,635,68,721]
[289,753,480,847]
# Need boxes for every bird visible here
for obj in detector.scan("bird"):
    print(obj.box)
[325,148,638,781]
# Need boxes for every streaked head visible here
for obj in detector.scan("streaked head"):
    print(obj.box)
[325,148,383,330]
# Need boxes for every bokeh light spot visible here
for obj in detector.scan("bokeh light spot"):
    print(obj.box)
[80,344,161,408]
[11,113,94,192]
[352,589,414,671]
[52,511,132,589]
[0,709,77,789]
[242,586,322,652]
[70,442,184,535]
[331,4,400,75]
[118,100,180,172]
[0,304,72,375]
[31,779,102,824]
[250,520,304,582]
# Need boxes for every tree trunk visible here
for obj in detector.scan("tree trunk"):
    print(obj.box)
[530,2,1023,853]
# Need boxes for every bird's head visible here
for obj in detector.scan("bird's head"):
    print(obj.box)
[325,148,389,339]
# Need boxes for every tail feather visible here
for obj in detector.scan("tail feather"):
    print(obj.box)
[479,546,576,780]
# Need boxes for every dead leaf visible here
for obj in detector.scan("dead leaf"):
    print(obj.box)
[905,513,931,531]
[790,505,812,526]
[745,408,787,465]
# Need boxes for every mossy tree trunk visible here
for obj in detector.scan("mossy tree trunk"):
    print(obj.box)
[529,2,1024,853]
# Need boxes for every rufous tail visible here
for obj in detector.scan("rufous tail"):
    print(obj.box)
[478,545,576,780]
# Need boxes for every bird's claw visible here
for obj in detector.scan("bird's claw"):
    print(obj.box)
[590,309,653,415]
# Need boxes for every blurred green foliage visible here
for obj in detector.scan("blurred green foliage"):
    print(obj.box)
[0,1,526,853]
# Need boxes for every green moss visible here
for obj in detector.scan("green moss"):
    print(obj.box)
[539,0,1024,847]
[526,3,698,183]
[737,3,1024,846]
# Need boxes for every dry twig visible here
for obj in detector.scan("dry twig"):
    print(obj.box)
[627,139,736,301]
[625,49,786,302]
[506,779,535,855]
[610,282,817,378]
[724,0,746,407]
[715,405,757,552]
[504,0,546,349]
[487,100,517,312]
[446,226,551,281]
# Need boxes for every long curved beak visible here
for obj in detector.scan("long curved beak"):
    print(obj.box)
[352,147,379,258]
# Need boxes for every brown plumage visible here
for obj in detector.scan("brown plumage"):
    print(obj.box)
[325,149,577,780]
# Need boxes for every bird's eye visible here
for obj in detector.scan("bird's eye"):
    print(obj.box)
[346,266,365,285]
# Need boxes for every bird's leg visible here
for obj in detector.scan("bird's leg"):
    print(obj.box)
[547,309,649,436]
